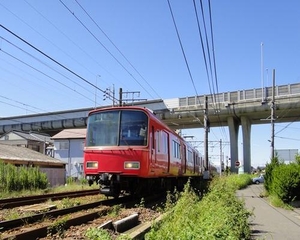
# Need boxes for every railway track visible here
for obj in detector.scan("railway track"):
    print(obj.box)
[0,194,164,239]
[0,189,100,209]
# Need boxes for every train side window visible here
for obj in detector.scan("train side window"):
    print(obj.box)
[172,140,180,159]
[187,149,193,163]
[161,131,168,154]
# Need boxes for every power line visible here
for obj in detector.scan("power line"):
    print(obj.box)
[167,0,200,100]
[0,49,94,103]
[0,36,95,99]
[59,0,154,99]
[0,23,118,103]
[276,136,300,142]
[23,0,117,87]
[74,0,162,99]
[192,0,227,142]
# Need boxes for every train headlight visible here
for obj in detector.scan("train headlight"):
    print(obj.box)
[124,161,140,169]
[86,161,98,168]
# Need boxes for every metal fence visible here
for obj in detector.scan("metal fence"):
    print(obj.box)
[178,83,300,107]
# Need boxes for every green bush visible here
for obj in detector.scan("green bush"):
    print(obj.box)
[264,156,281,193]
[271,163,300,203]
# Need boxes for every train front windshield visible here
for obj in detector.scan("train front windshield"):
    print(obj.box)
[86,110,148,147]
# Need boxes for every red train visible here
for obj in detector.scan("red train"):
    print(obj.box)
[84,106,204,197]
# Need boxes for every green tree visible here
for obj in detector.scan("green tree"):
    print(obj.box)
[264,155,281,194]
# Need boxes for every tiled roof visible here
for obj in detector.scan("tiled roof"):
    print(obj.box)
[12,131,38,141]
[1,130,53,143]
[0,144,64,165]
[51,129,86,139]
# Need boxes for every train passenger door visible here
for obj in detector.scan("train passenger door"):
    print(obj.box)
[167,133,170,172]
[182,144,186,174]
[150,126,156,163]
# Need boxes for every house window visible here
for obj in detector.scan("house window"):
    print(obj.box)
[59,141,69,150]
[28,145,40,152]
[79,163,83,173]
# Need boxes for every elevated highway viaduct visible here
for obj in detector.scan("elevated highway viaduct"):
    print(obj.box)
[1,83,300,173]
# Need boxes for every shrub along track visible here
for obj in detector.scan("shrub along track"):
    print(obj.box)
[0,194,164,240]
[0,189,100,209]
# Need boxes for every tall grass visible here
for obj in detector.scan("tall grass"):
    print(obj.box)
[146,175,252,240]
[0,160,48,193]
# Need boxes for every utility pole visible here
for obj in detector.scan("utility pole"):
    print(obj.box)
[119,88,123,106]
[204,96,209,172]
[187,138,229,176]
[219,139,223,176]
[261,42,266,103]
[270,69,276,160]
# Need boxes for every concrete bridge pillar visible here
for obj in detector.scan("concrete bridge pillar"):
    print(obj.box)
[241,116,251,173]
[227,116,239,173]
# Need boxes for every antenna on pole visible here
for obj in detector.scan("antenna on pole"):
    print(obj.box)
[261,42,266,104]
[270,69,276,160]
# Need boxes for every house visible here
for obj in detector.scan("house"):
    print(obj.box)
[51,128,86,179]
[0,144,66,186]
[0,130,53,156]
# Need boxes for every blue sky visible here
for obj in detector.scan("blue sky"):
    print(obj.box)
[0,1,300,167]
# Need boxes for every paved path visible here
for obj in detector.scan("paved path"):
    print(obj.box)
[237,184,300,239]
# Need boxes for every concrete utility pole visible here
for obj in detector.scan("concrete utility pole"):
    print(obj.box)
[270,69,276,160]
[119,88,123,106]
[261,42,265,103]
[187,139,229,175]
[203,96,210,177]
[219,139,223,176]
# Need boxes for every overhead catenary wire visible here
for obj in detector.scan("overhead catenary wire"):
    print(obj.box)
[167,0,229,147]
[0,56,89,113]
[0,48,95,103]
[0,23,119,104]
[59,0,156,100]
[167,0,200,101]
[195,0,215,99]
[22,0,124,90]
[74,0,162,100]
[0,36,95,100]
[195,0,228,142]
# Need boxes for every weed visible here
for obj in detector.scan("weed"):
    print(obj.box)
[61,197,80,208]
[47,216,68,238]
[146,176,251,240]
[134,197,145,208]
[5,209,21,220]
[85,227,111,240]
[109,204,122,217]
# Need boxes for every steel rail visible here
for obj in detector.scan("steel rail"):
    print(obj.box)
[0,189,100,209]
